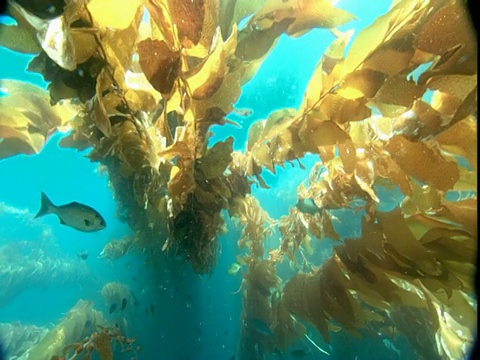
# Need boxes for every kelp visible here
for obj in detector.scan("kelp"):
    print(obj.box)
[0,240,89,307]
[0,80,78,158]
[99,235,135,260]
[22,299,111,360]
[0,323,49,359]
[231,196,304,358]
[0,0,476,359]
[50,324,139,360]
[100,282,132,309]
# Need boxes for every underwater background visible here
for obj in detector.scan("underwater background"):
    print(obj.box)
[0,1,477,360]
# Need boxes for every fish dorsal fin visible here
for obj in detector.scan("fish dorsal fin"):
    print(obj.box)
[34,191,56,218]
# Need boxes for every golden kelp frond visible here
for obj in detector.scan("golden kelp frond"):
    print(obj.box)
[386,136,459,192]
[241,0,476,190]
[435,116,477,170]
[51,325,139,360]
[186,26,238,100]
[137,38,181,96]
[241,108,298,185]
[7,1,76,70]
[244,258,281,297]
[230,195,274,258]
[238,238,298,357]
[283,266,359,343]
[250,0,355,36]
[0,80,78,158]
[219,0,265,39]
[299,157,378,212]
[87,0,142,30]
[389,306,442,360]
[167,0,221,59]
[229,193,282,358]
[1,0,476,358]
[166,135,248,273]
[0,17,41,54]
[278,207,310,262]
[281,201,476,358]
[235,16,292,64]
[24,299,109,360]
[422,288,476,360]
[416,1,477,80]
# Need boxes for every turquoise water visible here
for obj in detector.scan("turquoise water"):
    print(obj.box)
[0,1,475,360]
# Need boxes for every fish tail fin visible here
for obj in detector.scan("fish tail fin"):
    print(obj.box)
[34,191,55,218]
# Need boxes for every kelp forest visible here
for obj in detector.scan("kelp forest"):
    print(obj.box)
[0,0,477,359]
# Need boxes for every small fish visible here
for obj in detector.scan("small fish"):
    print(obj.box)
[227,263,241,276]
[150,304,155,315]
[121,298,127,310]
[77,249,89,260]
[382,338,401,358]
[35,191,106,232]
[145,308,149,315]
[84,320,92,328]
[132,276,137,282]
[109,303,117,314]
[130,291,140,306]
[296,198,321,215]
[232,107,253,117]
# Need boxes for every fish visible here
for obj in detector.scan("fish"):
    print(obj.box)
[232,107,253,117]
[77,249,89,260]
[150,303,155,315]
[35,191,106,232]
[296,198,321,215]
[227,262,241,276]
[109,303,117,314]
[382,338,400,358]
[130,291,140,306]
[145,308,149,315]
[84,320,92,328]
[121,298,127,310]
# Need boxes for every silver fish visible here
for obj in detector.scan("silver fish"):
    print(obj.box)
[34,191,106,232]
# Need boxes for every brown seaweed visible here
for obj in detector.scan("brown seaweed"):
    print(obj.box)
[0,0,476,359]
